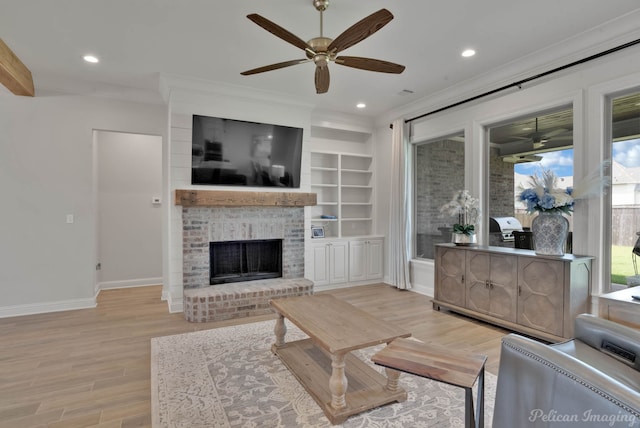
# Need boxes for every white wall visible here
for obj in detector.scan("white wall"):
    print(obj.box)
[375,43,640,296]
[96,131,163,290]
[0,94,165,317]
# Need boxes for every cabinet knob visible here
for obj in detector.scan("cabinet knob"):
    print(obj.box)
[485,280,490,289]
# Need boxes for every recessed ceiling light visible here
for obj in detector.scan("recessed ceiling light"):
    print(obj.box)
[461,49,476,58]
[83,55,99,63]
[356,103,366,109]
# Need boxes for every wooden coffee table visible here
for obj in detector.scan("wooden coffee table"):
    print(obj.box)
[270,294,412,425]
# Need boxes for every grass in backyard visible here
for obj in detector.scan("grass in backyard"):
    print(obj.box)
[611,245,637,285]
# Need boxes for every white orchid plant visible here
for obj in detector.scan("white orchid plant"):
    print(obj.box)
[440,190,481,236]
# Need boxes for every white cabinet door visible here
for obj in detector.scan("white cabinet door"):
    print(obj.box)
[311,242,330,285]
[348,239,384,282]
[366,239,384,280]
[348,240,367,282]
[330,241,348,283]
[311,240,348,285]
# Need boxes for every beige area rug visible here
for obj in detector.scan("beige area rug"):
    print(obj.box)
[151,320,496,427]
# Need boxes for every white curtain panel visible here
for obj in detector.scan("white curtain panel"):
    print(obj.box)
[387,119,412,289]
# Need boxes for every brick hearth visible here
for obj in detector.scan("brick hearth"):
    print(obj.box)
[183,278,313,322]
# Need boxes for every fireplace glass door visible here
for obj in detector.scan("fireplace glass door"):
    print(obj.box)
[210,239,282,284]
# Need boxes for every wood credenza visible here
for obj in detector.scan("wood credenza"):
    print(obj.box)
[433,243,593,342]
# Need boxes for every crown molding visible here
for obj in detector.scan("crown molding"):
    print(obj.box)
[377,10,640,127]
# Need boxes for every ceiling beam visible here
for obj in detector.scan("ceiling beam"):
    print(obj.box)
[0,38,34,97]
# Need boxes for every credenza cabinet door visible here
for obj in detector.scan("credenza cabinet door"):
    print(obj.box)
[517,257,564,337]
[466,252,517,323]
[435,246,466,307]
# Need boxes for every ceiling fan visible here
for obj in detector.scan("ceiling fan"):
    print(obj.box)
[240,0,405,94]
[513,117,570,149]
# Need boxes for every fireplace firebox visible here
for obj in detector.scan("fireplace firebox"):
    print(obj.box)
[209,239,282,285]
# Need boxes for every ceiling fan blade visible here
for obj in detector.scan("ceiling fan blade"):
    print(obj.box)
[247,14,312,52]
[543,128,569,138]
[241,59,310,75]
[335,56,405,73]
[327,9,393,54]
[315,66,330,94]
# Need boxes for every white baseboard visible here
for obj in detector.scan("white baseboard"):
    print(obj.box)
[167,293,184,313]
[0,297,97,319]
[98,277,163,291]
[312,278,386,292]
[409,283,434,297]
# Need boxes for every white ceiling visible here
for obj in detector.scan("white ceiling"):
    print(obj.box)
[2,1,640,118]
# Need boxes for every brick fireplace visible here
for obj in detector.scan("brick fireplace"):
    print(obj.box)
[177,190,316,322]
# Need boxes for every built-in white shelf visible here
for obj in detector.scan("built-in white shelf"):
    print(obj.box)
[310,151,374,238]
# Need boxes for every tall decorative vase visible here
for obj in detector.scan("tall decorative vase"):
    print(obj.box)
[531,211,569,256]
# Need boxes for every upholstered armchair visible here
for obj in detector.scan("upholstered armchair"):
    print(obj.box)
[493,314,640,427]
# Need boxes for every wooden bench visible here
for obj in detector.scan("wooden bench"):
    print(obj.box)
[372,337,487,428]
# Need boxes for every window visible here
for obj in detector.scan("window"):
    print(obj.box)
[487,107,574,249]
[413,133,464,259]
[608,91,640,290]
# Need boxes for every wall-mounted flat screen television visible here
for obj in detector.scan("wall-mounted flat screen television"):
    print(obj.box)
[191,115,303,188]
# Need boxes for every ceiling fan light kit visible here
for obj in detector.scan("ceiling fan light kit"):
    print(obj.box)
[241,0,405,94]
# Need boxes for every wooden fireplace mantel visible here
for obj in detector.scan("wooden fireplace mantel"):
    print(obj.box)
[175,189,317,207]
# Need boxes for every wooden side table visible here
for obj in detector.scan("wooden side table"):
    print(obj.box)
[598,286,640,329]
[372,337,487,428]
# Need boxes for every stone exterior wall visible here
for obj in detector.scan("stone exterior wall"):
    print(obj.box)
[414,141,516,258]
[182,206,305,289]
[489,147,516,216]
[415,139,465,259]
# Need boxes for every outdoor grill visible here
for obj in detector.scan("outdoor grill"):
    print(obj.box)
[489,216,523,242]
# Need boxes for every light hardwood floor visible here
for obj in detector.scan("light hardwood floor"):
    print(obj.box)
[0,284,509,428]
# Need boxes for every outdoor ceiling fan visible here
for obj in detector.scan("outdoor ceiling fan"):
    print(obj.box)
[240,0,405,94]
[513,117,570,149]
